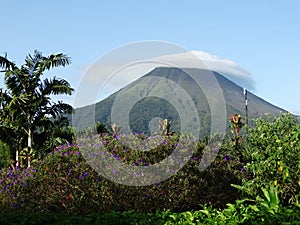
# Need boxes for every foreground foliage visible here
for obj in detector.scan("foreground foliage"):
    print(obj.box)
[1,200,300,225]
[0,113,299,224]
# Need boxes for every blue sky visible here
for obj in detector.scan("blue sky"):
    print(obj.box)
[1,0,300,114]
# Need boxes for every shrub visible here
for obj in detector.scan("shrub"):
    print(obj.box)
[237,113,300,205]
[0,134,243,214]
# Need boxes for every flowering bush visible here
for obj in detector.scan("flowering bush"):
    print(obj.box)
[0,166,36,210]
[0,134,243,214]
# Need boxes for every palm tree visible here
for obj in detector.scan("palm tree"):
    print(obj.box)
[0,50,74,167]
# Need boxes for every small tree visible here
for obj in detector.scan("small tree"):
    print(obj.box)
[158,118,173,136]
[96,121,108,137]
[111,123,122,136]
[229,114,245,148]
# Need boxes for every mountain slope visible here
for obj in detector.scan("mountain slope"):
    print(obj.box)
[72,67,286,136]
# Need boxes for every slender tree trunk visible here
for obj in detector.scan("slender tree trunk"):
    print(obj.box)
[15,134,20,168]
[28,128,32,168]
[15,148,19,167]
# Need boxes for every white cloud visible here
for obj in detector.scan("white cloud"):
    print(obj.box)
[152,50,254,90]
[74,50,254,107]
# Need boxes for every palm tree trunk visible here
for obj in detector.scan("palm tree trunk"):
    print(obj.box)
[15,148,19,167]
[28,128,32,168]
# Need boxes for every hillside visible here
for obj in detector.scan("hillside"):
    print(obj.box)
[72,67,285,136]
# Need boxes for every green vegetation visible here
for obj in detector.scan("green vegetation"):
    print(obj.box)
[234,114,300,205]
[0,112,299,224]
[0,51,75,168]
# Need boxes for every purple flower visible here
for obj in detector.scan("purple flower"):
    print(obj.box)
[67,142,73,147]
[67,168,72,176]
[113,154,120,160]
[89,153,96,158]
[83,171,88,177]
[223,154,231,161]
[79,175,83,180]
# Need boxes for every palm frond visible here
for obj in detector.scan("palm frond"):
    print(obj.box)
[0,53,16,71]
[5,68,30,95]
[54,116,70,127]
[49,102,73,117]
[32,101,73,128]
[40,53,71,72]
[0,89,12,108]
[39,77,74,96]
[24,51,43,77]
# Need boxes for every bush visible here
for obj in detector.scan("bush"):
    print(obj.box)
[235,113,300,205]
[1,114,300,224]
[0,134,242,214]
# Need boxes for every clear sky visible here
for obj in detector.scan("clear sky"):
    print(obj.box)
[1,0,300,114]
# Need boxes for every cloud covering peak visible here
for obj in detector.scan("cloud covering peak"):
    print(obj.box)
[153,50,255,90]
[75,48,254,107]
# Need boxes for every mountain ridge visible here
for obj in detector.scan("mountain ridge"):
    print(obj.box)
[72,67,286,136]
